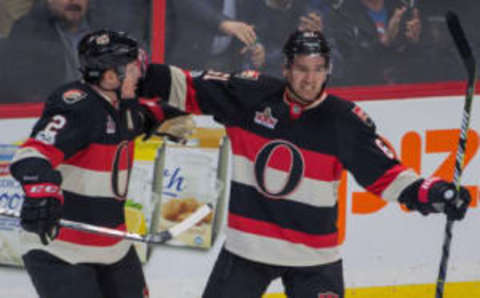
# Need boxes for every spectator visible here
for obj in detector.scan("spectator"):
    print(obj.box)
[241,0,345,83]
[0,0,91,103]
[0,0,35,38]
[165,0,264,72]
[240,0,305,77]
[330,0,425,85]
[0,0,151,103]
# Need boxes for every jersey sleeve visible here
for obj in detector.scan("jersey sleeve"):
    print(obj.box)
[13,95,95,169]
[140,64,281,125]
[336,104,419,202]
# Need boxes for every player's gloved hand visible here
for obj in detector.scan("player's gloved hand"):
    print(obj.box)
[155,114,196,144]
[401,177,471,221]
[20,171,63,245]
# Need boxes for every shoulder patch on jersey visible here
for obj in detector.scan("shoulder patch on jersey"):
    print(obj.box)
[62,89,87,104]
[351,105,374,127]
[234,70,260,81]
[203,70,230,81]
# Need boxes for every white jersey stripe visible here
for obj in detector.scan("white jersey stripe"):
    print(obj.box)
[225,227,341,266]
[168,66,188,110]
[58,164,128,198]
[381,169,419,202]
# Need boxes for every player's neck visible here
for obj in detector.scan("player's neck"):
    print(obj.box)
[91,85,119,109]
[284,88,327,110]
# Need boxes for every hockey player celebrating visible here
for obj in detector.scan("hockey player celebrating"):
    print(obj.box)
[139,30,471,298]
[9,29,193,298]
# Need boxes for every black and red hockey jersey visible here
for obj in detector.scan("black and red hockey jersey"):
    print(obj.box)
[11,81,166,264]
[141,65,419,266]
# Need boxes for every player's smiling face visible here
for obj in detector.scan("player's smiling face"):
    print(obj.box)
[283,54,328,102]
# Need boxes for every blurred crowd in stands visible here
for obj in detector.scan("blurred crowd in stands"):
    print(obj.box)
[0,0,479,103]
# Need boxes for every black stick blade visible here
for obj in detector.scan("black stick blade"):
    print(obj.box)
[446,11,476,78]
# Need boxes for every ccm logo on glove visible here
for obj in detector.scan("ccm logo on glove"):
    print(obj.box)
[24,183,64,203]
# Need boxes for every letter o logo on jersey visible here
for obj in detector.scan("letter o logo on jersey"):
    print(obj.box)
[111,141,132,200]
[254,140,304,198]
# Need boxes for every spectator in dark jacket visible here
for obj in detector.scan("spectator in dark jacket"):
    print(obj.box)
[0,0,150,103]
[330,0,425,85]
[0,0,91,103]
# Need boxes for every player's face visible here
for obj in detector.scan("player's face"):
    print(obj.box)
[283,54,328,102]
[47,0,88,26]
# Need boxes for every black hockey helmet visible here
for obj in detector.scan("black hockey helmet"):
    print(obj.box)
[78,29,139,83]
[283,30,331,67]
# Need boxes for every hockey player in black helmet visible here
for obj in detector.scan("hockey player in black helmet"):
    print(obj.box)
[279,30,334,119]
[78,29,141,84]
[138,30,470,298]
[283,30,331,104]
[9,29,194,298]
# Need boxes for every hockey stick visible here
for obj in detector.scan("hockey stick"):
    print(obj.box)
[435,11,477,298]
[0,203,213,245]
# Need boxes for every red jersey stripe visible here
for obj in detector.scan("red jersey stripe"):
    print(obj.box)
[227,126,343,181]
[22,139,65,167]
[57,224,126,246]
[64,142,134,171]
[182,70,202,114]
[228,213,338,248]
[366,164,408,196]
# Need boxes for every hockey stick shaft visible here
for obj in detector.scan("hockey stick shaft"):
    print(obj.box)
[0,203,213,245]
[436,11,477,298]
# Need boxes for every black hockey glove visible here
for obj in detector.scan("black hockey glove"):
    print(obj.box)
[19,170,63,245]
[399,177,471,221]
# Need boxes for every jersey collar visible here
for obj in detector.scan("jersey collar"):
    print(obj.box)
[283,89,328,120]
